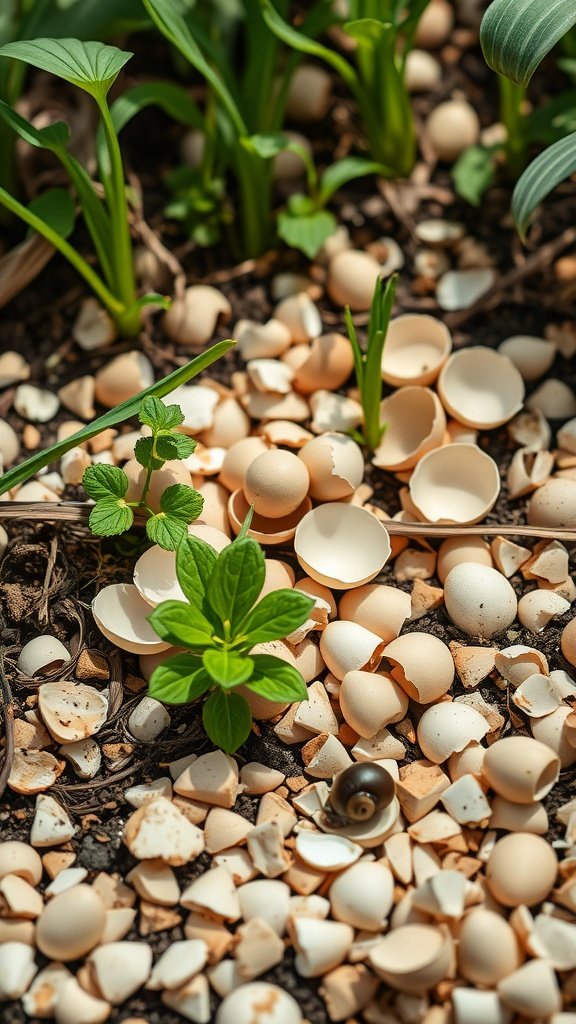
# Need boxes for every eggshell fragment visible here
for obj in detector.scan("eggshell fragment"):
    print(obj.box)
[123,797,205,865]
[30,794,76,847]
[417,703,489,763]
[339,670,408,737]
[497,959,561,1018]
[415,0,453,47]
[22,963,72,1018]
[517,590,570,631]
[498,335,556,381]
[215,983,302,1024]
[489,796,548,834]
[328,250,382,311]
[237,880,290,937]
[385,632,454,703]
[298,432,364,501]
[486,833,558,907]
[329,861,394,931]
[164,285,231,347]
[94,351,153,407]
[494,644,548,686]
[244,449,310,518]
[274,292,322,342]
[0,841,42,885]
[309,389,363,434]
[295,503,391,589]
[410,444,500,524]
[92,584,171,655]
[339,584,410,643]
[369,924,453,993]
[444,563,517,638]
[491,536,532,577]
[128,696,171,741]
[292,916,354,977]
[229,489,311,546]
[438,348,524,427]
[526,377,576,418]
[482,736,560,803]
[319,620,385,680]
[512,674,560,717]
[54,976,111,1024]
[291,333,354,396]
[8,749,64,794]
[38,682,107,744]
[531,705,576,767]
[36,884,106,960]
[295,832,362,871]
[437,536,493,583]
[373,387,446,471]
[17,635,71,677]
[0,942,37,1000]
[381,315,452,388]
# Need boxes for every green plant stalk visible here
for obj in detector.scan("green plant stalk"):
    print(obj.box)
[235,146,274,258]
[499,74,528,178]
[376,31,415,177]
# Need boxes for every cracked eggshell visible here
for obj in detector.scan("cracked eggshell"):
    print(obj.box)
[494,644,548,686]
[229,489,311,546]
[17,635,70,677]
[457,908,524,986]
[218,436,274,493]
[0,842,42,886]
[437,536,493,583]
[54,976,111,1024]
[444,563,517,638]
[339,584,411,642]
[320,620,385,679]
[295,832,362,871]
[486,833,558,907]
[216,983,302,1024]
[373,387,446,471]
[36,884,106,960]
[527,478,576,528]
[369,923,453,993]
[292,333,354,394]
[438,348,524,428]
[298,432,363,501]
[531,705,576,768]
[92,583,171,655]
[527,377,576,418]
[14,385,59,423]
[330,861,394,931]
[482,736,560,803]
[498,335,556,381]
[512,674,560,717]
[274,292,322,343]
[327,250,382,311]
[497,959,561,1019]
[417,702,489,763]
[381,315,452,387]
[0,942,37,1000]
[244,449,310,518]
[410,444,500,524]
[292,917,354,977]
[517,590,570,631]
[0,419,20,465]
[164,285,231,347]
[94,351,154,408]
[385,632,454,703]
[339,670,408,737]
[295,503,391,589]
[200,397,250,448]
[38,682,108,744]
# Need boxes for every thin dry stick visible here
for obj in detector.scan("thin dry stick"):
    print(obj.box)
[0,651,15,800]
[0,501,575,543]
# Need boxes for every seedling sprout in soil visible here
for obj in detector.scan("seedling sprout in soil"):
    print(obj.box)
[345,272,398,451]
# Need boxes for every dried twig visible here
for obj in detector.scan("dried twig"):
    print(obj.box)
[0,650,15,801]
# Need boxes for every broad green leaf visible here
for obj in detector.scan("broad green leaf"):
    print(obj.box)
[110,80,202,135]
[155,434,196,461]
[31,0,151,41]
[28,188,75,239]
[88,497,133,536]
[207,537,265,633]
[277,208,336,259]
[202,687,252,754]
[83,464,128,500]
[318,156,387,205]
[159,483,204,523]
[202,649,254,689]
[134,436,158,471]
[148,599,214,649]
[0,340,235,497]
[0,39,132,101]
[512,129,576,238]
[525,90,576,143]
[480,0,576,86]
[176,536,218,608]
[452,145,496,206]
[139,396,183,430]
[0,100,69,151]
[245,654,308,703]
[344,17,393,45]
[148,653,212,704]
[146,513,188,550]
[245,132,290,159]
[240,589,314,645]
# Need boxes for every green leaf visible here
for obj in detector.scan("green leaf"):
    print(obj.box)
[160,483,204,522]
[480,0,576,87]
[245,131,290,159]
[83,464,128,500]
[0,99,69,151]
[27,188,75,239]
[155,434,196,461]
[318,156,387,205]
[110,80,202,134]
[202,649,254,689]
[134,436,159,471]
[277,208,337,259]
[452,145,496,206]
[148,653,212,704]
[0,339,235,497]
[146,513,188,550]
[245,654,308,703]
[148,599,215,649]
[176,536,218,608]
[240,589,314,645]
[0,38,132,101]
[259,0,358,95]
[512,129,576,238]
[88,497,134,537]
[525,90,576,143]
[202,688,252,754]
[139,396,183,430]
[207,537,265,634]
[344,17,393,45]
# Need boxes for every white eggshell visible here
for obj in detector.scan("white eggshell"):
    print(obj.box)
[36,885,106,960]
[498,335,556,381]
[92,584,171,655]
[298,432,364,501]
[417,703,489,763]
[438,348,524,427]
[295,503,391,590]
[482,736,560,803]
[329,861,394,931]
[444,563,517,638]
[216,982,302,1024]
[409,444,500,524]
[486,833,558,907]
[384,632,454,702]
[381,315,452,387]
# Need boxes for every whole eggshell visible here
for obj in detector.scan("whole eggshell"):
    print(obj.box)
[338,584,411,642]
[329,861,394,930]
[427,100,480,161]
[384,632,454,703]
[527,478,576,528]
[436,536,493,583]
[219,437,273,493]
[298,433,364,501]
[244,449,310,519]
[417,702,489,763]
[36,884,106,960]
[458,908,524,985]
[486,833,557,907]
[444,563,517,638]
[482,736,560,803]
[339,671,408,737]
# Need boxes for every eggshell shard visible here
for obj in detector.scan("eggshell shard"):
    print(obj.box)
[309,389,363,434]
[339,670,408,736]
[482,736,560,803]
[327,250,382,311]
[94,351,154,407]
[164,284,231,347]
[338,584,411,642]
[319,621,385,680]
[494,644,548,686]
[497,959,562,1018]
[417,703,489,763]
[372,387,446,471]
[36,884,106,960]
[291,916,354,977]
[329,861,394,930]
[292,333,354,395]
[498,335,556,381]
[369,923,453,993]
[229,489,311,546]
[200,397,250,448]
[437,536,493,583]
[38,682,108,744]
[0,842,42,885]
[517,590,570,632]
[531,705,576,768]
[295,832,362,871]
[17,635,71,677]
[409,444,500,524]
[298,432,364,501]
[295,503,391,590]
[444,563,517,638]
[438,348,524,428]
[92,584,171,655]
[486,832,558,907]
[381,315,452,387]
[526,377,576,418]
[244,449,310,518]
[527,477,576,528]
[274,292,322,343]
[384,632,454,703]
[216,982,302,1024]
[512,674,560,717]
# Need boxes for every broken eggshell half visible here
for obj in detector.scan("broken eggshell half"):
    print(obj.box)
[409,443,500,524]
[381,314,452,388]
[437,347,524,429]
[294,503,391,589]
[372,386,446,471]
[229,489,312,546]
[92,584,171,655]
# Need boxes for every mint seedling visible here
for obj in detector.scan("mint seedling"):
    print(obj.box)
[148,532,314,753]
[83,396,202,551]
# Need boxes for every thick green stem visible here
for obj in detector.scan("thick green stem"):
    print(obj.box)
[499,75,527,178]
[97,99,139,323]
[235,148,274,258]
[356,30,415,177]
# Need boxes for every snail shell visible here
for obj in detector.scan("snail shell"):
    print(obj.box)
[325,762,396,827]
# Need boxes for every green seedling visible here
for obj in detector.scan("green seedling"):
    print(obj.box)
[0,340,233,499]
[83,397,202,552]
[344,273,397,452]
[148,525,313,753]
[0,39,199,333]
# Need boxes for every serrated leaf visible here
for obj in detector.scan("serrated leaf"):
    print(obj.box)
[245,654,308,703]
[277,209,336,259]
[83,463,128,500]
[512,129,576,238]
[452,145,496,206]
[89,497,133,536]
[28,188,75,239]
[148,599,214,649]
[176,535,218,609]
[241,589,314,645]
[202,687,252,754]
[148,653,212,704]
[480,0,576,87]
[0,99,69,151]
[0,38,133,100]
[134,436,162,471]
[207,537,265,634]
[155,433,196,461]
[146,513,188,551]
[139,395,183,430]
[202,649,254,689]
[160,483,203,521]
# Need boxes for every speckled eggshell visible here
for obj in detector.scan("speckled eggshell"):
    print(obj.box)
[444,563,517,638]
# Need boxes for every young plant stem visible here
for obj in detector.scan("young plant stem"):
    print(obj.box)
[499,75,527,178]
[235,147,274,257]
[346,273,398,451]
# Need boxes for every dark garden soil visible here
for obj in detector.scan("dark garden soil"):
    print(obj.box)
[1,19,576,1024]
